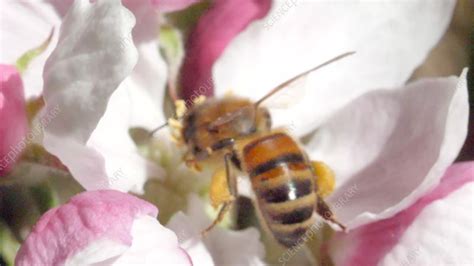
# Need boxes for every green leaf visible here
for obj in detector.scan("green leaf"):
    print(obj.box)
[159,24,185,101]
[0,219,21,266]
[15,29,54,74]
[159,25,183,63]
[29,181,59,214]
[166,1,211,34]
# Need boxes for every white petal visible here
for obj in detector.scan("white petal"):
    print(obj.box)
[213,0,455,136]
[127,41,167,130]
[88,85,164,193]
[167,212,215,266]
[0,1,60,98]
[381,183,474,265]
[122,0,168,129]
[66,239,129,266]
[41,0,140,191]
[167,194,266,266]
[308,69,468,228]
[113,216,191,265]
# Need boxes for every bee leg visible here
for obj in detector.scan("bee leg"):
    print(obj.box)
[310,161,346,232]
[202,201,233,236]
[202,153,237,236]
[311,161,336,198]
[316,197,347,232]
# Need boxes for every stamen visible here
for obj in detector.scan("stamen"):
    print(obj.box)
[168,118,184,144]
[168,118,183,129]
[193,95,206,105]
[174,100,187,118]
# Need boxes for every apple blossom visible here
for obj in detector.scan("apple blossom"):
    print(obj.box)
[181,0,467,228]
[3,0,471,265]
[176,0,470,263]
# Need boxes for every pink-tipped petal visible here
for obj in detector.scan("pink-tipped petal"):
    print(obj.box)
[0,65,28,176]
[16,190,191,265]
[329,162,474,266]
[180,0,271,102]
[308,69,469,228]
[15,190,157,265]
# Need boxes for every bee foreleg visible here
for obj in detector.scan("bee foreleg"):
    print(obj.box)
[311,160,335,198]
[203,153,238,235]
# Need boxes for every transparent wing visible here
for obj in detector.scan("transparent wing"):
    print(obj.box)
[256,52,356,109]
[207,105,255,131]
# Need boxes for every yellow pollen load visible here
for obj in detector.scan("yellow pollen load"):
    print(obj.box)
[312,161,336,198]
[209,167,234,209]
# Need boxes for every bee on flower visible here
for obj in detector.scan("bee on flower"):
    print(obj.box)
[0,0,472,265]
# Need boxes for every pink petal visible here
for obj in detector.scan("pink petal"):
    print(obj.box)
[328,162,474,266]
[15,190,157,265]
[179,0,271,102]
[0,64,28,176]
[150,0,200,13]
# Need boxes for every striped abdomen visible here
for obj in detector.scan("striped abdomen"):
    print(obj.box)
[242,132,316,247]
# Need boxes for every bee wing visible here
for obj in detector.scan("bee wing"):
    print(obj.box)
[208,71,310,128]
[261,72,309,109]
[256,52,355,110]
[207,105,255,130]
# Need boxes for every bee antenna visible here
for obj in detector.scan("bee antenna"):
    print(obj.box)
[254,51,356,107]
[148,121,169,137]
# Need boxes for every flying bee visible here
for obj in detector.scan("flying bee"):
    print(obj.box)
[159,52,354,247]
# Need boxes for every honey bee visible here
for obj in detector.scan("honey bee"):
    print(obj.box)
[165,52,353,247]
